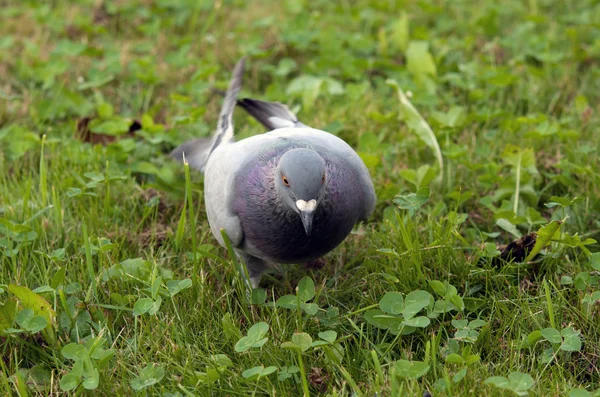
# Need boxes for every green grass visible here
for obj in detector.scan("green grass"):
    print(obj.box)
[1,0,600,395]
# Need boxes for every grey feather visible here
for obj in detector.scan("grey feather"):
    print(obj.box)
[169,137,211,171]
[237,98,306,130]
[207,57,246,156]
[170,57,246,171]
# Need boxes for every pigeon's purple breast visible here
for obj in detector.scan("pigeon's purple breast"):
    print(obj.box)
[231,143,364,263]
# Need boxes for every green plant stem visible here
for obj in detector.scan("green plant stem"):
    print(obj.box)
[544,278,556,329]
[296,350,310,397]
[513,151,522,215]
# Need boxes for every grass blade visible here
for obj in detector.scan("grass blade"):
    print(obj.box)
[387,79,443,183]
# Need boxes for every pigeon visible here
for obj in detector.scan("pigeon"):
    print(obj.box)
[171,58,376,288]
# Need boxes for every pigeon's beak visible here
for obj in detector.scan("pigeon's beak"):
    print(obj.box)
[296,199,317,236]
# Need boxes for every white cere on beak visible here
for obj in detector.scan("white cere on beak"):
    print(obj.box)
[296,199,317,212]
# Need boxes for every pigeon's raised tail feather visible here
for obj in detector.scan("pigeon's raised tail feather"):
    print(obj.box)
[170,57,246,171]
[237,98,305,131]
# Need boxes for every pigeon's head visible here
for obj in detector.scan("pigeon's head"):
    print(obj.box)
[275,148,327,236]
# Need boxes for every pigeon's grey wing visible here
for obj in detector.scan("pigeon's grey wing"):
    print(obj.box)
[268,127,376,220]
[203,133,281,249]
[237,98,307,130]
[170,57,246,172]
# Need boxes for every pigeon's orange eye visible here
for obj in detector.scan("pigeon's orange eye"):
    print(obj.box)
[282,175,290,186]
[321,174,326,183]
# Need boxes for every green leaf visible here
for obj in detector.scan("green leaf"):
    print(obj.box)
[251,288,267,305]
[453,368,467,383]
[393,187,431,215]
[82,368,99,390]
[51,267,66,288]
[402,316,430,328]
[8,284,56,344]
[0,299,17,334]
[379,291,404,314]
[318,330,337,343]
[301,302,319,316]
[429,280,447,296]
[406,41,437,78]
[394,359,430,379]
[445,353,465,364]
[524,220,563,262]
[589,253,600,271]
[242,365,277,381]
[496,218,522,239]
[402,290,433,320]
[89,117,132,136]
[25,315,47,333]
[485,376,510,389]
[297,277,315,302]
[569,389,592,397]
[277,295,299,309]
[62,343,86,360]
[541,327,562,344]
[166,279,193,297]
[130,363,165,391]
[390,13,409,52]
[235,322,269,352]
[60,373,80,391]
[508,372,534,392]
[292,332,313,352]
[560,327,582,351]
[133,298,153,316]
[387,79,443,180]
[148,296,162,316]
[364,309,391,329]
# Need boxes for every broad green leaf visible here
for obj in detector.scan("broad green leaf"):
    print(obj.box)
[393,187,431,215]
[387,79,443,181]
[406,41,437,78]
[379,291,404,314]
[8,284,56,344]
[0,299,17,334]
[541,327,562,344]
[251,288,266,305]
[130,364,165,391]
[394,359,430,379]
[318,330,337,343]
[390,13,409,52]
[560,327,582,352]
[166,279,193,297]
[133,298,153,316]
[297,277,315,301]
[301,302,319,316]
[277,295,299,309]
[589,253,600,271]
[524,220,563,262]
[402,290,433,320]
[453,368,467,383]
[569,389,592,397]
[445,353,465,364]
[402,316,430,328]
[364,309,391,329]
[60,373,80,391]
[62,343,86,360]
[484,376,510,389]
[292,332,313,352]
[82,368,99,390]
[242,365,277,381]
[508,372,534,392]
[496,219,522,239]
